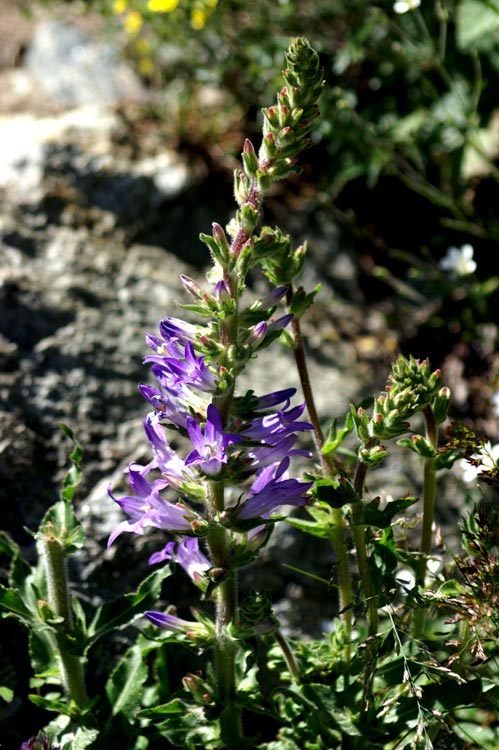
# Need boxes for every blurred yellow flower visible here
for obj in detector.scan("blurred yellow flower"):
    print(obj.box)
[191,7,207,29]
[113,0,127,12]
[132,36,151,55]
[147,0,179,11]
[138,57,155,76]
[124,9,143,33]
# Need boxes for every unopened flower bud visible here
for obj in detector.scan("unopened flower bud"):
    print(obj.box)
[433,386,451,424]
[247,321,267,346]
[263,105,280,128]
[411,434,436,458]
[212,222,230,257]
[242,138,260,178]
[182,672,211,702]
[234,168,250,205]
[262,132,278,160]
[214,279,232,304]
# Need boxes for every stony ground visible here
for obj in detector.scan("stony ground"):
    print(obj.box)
[0,0,386,636]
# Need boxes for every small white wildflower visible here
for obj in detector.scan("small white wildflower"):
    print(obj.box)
[394,0,420,13]
[439,243,477,277]
[459,441,499,483]
[395,566,416,589]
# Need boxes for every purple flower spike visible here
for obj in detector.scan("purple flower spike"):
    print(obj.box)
[242,402,313,441]
[138,384,189,427]
[165,342,218,392]
[145,610,207,637]
[149,537,211,584]
[259,285,289,308]
[253,388,297,411]
[159,317,200,347]
[237,458,313,520]
[21,736,59,750]
[145,608,213,643]
[248,433,312,469]
[107,465,193,546]
[185,404,242,475]
[266,313,293,334]
[142,415,195,484]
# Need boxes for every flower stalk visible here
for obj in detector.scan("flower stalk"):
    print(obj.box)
[41,535,88,708]
[286,290,353,645]
[205,481,241,743]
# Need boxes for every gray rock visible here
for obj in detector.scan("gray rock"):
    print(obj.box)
[25,20,145,107]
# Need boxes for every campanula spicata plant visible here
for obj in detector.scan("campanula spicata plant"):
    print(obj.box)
[2,35,499,750]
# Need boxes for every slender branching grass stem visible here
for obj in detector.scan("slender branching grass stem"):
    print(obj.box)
[413,406,438,638]
[352,458,380,719]
[42,536,88,708]
[274,628,300,683]
[352,460,378,638]
[287,290,353,651]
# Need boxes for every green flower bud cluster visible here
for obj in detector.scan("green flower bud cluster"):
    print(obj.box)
[351,355,450,467]
[388,355,443,419]
[254,228,309,286]
[236,589,279,637]
[259,37,324,185]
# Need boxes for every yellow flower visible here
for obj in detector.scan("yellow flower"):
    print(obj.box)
[138,57,155,76]
[133,36,151,55]
[190,7,207,29]
[147,0,179,11]
[113,0,127,13]
[124,9,143,33]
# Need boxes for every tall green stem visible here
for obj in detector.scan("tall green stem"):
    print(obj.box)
[351,458,379,718]
[413,406,438,638]
[42,536,88,707]
[206,481,242,744]
[352,460,378,637]
[287,291,352,648]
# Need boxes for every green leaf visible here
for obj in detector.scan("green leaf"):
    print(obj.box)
[137,697,187,717]
[285,516,332,538]
[456,0,499,50]
[29,626,59,676]
[37,500,86,554]
[356,497,418,528]
[312,477,360,508]
[0,584,33,620]
[59,424,83,503]
[0,685,14,703]
[0,530,20,560]
[29,692,73,715]
[288,284,321,318]
[105,638,150,717]
[70,728,100,750]
[87,565,173,646]
[322,415,354,455]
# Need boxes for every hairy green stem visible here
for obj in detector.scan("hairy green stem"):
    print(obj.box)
[206,481,242,744]
[42,536,88,707]
[287,293,353,650]
[413,406,438,638]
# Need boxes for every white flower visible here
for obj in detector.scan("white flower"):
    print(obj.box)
[394,0,420,13]
[439,244,477,277]
[459,441,499,483]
